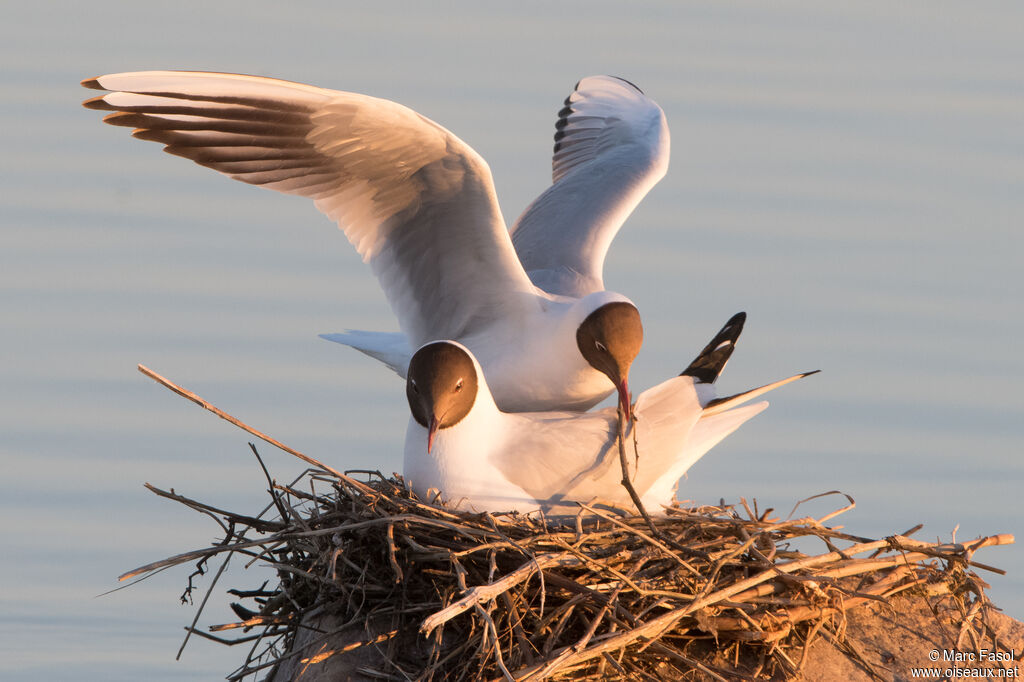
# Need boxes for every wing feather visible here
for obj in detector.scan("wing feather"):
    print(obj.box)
[511,76,670,297]
[491,375,703,512]
[84,70,539,345]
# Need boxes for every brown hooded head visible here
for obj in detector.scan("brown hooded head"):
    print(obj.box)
[407,342,479,452]
[575,301,643,415]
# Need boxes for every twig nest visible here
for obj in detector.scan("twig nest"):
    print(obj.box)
[132,467,1015,681]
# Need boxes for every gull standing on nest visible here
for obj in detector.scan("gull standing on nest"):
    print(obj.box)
[404,313,818,515]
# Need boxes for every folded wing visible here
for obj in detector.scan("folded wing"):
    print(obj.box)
[490,375,704,512]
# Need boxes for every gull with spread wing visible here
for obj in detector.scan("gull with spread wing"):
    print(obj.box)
[83,73,668,413]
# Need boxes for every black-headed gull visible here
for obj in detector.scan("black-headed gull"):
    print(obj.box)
[404,313,818,515]
[82,72,667,413]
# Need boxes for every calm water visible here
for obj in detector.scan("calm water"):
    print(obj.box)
[2,2,1022,679]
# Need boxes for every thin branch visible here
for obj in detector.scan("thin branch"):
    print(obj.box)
[137,364,375,494]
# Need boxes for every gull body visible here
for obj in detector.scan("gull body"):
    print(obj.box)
[404,314,817,515]
[83,72,668,412]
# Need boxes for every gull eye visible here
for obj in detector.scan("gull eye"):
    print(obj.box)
[454,378,464,393]
[595,340,608,353]
[410,378,419,394]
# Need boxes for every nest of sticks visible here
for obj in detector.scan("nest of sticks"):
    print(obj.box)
[126,366,1015,680]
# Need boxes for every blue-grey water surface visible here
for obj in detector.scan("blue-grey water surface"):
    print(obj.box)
[2,2,1022,679]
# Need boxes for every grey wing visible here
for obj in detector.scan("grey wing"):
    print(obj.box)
[83,71,539,346]
[510,76,670,298]
[491,376,702,511]
[489,410,622,510]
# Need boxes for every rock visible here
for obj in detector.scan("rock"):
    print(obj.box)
[268,596,1023,681]
[796,594,1023,681]
[268,611,387,682]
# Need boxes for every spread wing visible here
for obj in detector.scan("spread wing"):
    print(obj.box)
[510,76,670,297]
[83,71,539,346]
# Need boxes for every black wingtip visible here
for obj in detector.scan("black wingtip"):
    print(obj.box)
[81,77,104,91]
[101,111,139,127]
[553,102,573,153]
[131,128,166,143]
[680,312,747,384]
[607,75,644,94]
[82,95,112,110]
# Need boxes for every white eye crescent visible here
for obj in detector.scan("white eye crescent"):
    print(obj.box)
[595,341,607,353]
[454,378,464,392]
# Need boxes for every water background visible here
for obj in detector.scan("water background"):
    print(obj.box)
[2,2,1022,679]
